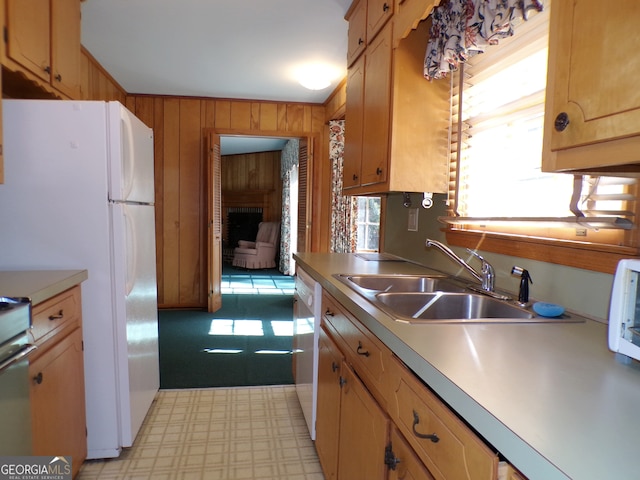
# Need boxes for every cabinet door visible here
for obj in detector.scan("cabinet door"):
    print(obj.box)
[368,0,393,41]
[387,427,435,480]
[6,0,51,82]
[343,56,365,190]
[51,0,81,98]
[337,363,389,480]
[30,328,87,478]
[315,327,344,480]
[544,0,640,172]
[347,0,367,66]
[361,23,392,187]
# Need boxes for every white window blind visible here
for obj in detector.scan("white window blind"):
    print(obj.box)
[445,5,636,232]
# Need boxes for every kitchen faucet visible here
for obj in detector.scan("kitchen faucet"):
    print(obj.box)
[425,239,495,292]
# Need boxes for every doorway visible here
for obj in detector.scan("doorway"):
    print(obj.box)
[206,133,311,312]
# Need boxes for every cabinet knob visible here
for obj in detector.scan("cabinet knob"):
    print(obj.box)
[358,37,364,45]
[325,308,334,317]
[33,372,43,385]
[331,361,339,372]
[353,174,358,181]
[55,73,62,82]
[44,65,51,74]
[376,167,383,175]
[554,112,570,132]
[384,445,401,471]
[383,2,390,12]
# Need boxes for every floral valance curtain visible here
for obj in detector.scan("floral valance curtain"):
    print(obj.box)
[424,0,543,80]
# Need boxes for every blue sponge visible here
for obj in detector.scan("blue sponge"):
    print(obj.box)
[532,302,565,318]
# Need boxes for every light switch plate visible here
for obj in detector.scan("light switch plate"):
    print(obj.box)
[408,208,419,231]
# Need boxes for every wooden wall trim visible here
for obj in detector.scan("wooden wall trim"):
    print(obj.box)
[445,229,639,274]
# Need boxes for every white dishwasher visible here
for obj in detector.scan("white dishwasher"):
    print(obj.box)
[293,267,322,440]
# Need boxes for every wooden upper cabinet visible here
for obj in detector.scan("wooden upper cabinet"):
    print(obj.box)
[343,58,365,188]
[543,0,640,174]
[51,0,81,98]
[5,0,81,99]
[367,0,394,41]
[346,0,367,66]
[360,22,391,188]
[5,0,50,82]
[343,17,449,195]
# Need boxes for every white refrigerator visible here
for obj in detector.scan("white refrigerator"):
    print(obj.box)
[0,99,159,459]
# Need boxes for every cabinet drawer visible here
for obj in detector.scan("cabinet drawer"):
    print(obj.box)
[31,286,81,344]
[322,292,391,399]
[390,356,498,480]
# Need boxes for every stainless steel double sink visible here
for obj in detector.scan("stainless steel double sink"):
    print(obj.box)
[334,273,577,324]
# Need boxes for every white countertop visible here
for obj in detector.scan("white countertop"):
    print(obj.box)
[294,253,640,480]
[0,270,88,305]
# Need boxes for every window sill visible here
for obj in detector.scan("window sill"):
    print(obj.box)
[445,228,639,274]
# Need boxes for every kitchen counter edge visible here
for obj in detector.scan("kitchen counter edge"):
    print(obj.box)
[0,270,89,305]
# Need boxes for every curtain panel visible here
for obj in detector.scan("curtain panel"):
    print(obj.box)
[329,120,358,253]
[424,0,543,80]
[279,139,299,275]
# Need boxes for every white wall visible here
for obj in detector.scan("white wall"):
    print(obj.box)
[383,193,614,322]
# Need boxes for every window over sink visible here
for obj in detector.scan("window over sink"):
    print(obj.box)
[437,2,639,273]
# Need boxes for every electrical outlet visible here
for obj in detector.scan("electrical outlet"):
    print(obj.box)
[408,208,418,231]
[575,228,587,237]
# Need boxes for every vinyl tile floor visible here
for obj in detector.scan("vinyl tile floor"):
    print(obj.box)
[78,385,325,480]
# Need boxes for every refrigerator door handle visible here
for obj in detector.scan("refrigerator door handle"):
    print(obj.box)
[120,113,136,201]
[124,205,137,296]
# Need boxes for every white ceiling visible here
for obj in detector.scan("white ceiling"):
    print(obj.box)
[80,0,351,155]
[81,0,351,155]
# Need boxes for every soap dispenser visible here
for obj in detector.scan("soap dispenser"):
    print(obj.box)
[511,266,532,305]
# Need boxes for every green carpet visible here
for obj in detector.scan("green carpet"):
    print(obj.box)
[158,294,295,389]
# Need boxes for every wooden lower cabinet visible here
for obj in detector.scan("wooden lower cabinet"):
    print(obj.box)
[316,290,516,480]
[387,427,435,480]
[29,286,87,478]
[316,327,344,480]
[337,362,389,480]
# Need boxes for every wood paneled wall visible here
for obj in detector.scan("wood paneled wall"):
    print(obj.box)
[222,150,283,245]
[124,96,328,308]
[80,47,126,102]
[78,48,342,309]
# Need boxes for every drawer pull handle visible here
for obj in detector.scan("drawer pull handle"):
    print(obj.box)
[325,309,334,317]
[33,372,43,385]
[332,361,339,372]
[412,410,439,443]
[356,341,370,357]
[48,309,64,321]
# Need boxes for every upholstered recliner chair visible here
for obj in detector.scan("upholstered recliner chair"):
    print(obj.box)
[232,221,281,269]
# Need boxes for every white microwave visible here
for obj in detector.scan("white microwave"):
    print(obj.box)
[609,259,640,360]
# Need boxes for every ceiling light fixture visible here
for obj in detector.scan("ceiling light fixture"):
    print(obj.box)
[294,63,343,91]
